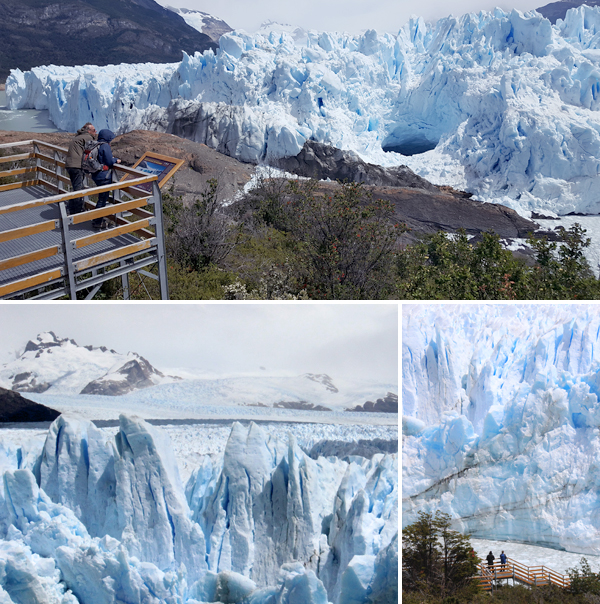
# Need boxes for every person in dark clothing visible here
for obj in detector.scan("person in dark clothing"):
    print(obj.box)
[91,129,121,229]
[500,551,507,570]
[486,551,495,572]
[65,122,96,215]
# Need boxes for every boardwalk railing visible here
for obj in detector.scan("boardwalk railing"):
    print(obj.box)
[0,139,169,299]
[479,558,570,592]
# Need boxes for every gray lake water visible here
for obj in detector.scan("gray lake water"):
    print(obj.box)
[0,90,62,132]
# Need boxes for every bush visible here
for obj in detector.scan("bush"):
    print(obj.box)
[249,179,401,299]
[163,179,238,271]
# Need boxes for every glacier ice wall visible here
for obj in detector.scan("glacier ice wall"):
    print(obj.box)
[0,415,397,603]
[403,304,600,554]
[10,7,600,214]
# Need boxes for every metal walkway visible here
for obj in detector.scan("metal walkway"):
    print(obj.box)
[0,139,169,299]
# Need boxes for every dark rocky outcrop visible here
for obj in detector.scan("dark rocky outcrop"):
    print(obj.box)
[0,0,217,81]
[273,401,333,412]
[347,392,398,413]
[0,387,60,422]
[80,356,164,396]
[278,141,438,191]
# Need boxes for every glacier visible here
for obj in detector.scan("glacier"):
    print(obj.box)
[0,414,397,603]
[403,304,600,555]
[10,7,600,215]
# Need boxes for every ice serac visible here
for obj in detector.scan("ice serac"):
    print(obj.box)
[186,421,397,603]
[0,468,187,603]
[403,305,600,555]
[13,7,600,213]
[39,416,118,540]
[39,414,207,582]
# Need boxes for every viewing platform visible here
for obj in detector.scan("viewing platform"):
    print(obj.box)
[0,139,169,300]
[479,558,570,593]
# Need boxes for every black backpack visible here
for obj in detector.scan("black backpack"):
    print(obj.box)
[81,140,104,173]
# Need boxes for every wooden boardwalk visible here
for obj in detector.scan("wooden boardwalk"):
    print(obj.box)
[0,139,168,299]
[479,558,570,592]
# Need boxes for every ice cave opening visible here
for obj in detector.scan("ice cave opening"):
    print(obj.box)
[381,127,439,156]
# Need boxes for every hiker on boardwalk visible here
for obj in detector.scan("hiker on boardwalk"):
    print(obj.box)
[486,551,495,572]
[500,551,507,570]
[65,122,96,214]
[90,129,121,229]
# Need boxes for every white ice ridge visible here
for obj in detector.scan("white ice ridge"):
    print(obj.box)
[0,415,397,603]
[11,6,600,214]
[402,304,600,555]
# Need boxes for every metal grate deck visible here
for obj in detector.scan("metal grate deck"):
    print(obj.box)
[0,186,143,288]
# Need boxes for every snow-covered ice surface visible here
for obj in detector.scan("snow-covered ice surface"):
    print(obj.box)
[471,539,600,575]
[13,7,600,215]
[403,304,600,556]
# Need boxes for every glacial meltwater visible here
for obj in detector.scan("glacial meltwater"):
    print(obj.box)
[0,90,62,133]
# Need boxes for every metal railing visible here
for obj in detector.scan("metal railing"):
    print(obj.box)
[0,139,169,299]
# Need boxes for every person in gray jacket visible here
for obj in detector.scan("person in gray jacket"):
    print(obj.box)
[65,122,96,214]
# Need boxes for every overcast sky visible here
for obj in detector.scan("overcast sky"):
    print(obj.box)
[159,0,546,36]
[0,303,398,384]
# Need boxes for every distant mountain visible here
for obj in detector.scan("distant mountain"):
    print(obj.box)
[535,0,597,23]
[165,7,232,42]
[0,0,216,81]
[0,332,177,396]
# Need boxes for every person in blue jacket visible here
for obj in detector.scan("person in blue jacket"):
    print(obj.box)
[91,129,121,229]
[500,550,507,570]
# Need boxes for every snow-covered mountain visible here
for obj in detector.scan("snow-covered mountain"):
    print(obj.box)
[12,6,600,215]
[0,414,398,603]
[403,304,600,555]
[0,333,396,415]
[0,332,173,396]
[165,6,233,41]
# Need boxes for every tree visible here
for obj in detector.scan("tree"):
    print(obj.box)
[567,557,600,596]
[402,511,480,598]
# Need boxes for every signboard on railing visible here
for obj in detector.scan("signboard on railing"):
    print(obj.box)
[121,152,184,193]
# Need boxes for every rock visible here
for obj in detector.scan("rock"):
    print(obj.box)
[273,401,333,412]
[0,387,60,422]
[303,374,338,393]
[347,393,398,413]
[80,356,165,396]
[277,141,438,191]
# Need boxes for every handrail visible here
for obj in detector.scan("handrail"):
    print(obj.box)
[479,558,570,591]
[0,139,168,299]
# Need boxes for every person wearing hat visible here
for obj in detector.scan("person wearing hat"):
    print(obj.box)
[91,129,121,229]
